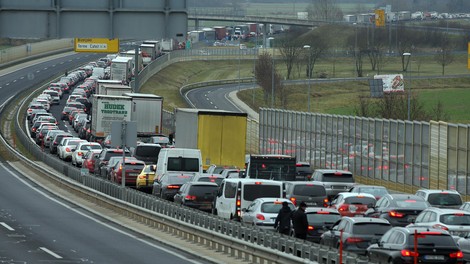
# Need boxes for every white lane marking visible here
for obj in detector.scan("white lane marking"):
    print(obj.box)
[60,62,64,64]
[68,60,72,62]
[206,97,209,100]
[36,70,40,73]
[0,87,2,89]
[12,80,17,83]
[209,102,213,105]
[1,164,204,264]
[40,247,63,259]
[0,222,15,231]
[5,83,9,86]
[52,64,56,67]
[20,76,24,79]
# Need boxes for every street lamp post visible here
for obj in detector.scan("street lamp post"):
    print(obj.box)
[303,45,311,112]
[403,52,411,120]
[269,37,275,108]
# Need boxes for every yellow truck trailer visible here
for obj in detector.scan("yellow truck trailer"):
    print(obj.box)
[174,108,247,171]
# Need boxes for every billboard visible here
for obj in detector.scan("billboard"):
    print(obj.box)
[374,74,405,93]
[375,9,385,27]
[74,38,119,53]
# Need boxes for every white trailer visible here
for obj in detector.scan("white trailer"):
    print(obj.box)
[110,56,132,84]
[90,94,132,141]
[101,84,132,96]
[123,93,164,136]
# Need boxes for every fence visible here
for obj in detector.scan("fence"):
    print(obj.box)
[0,39,74,66]
[258,108,470,197]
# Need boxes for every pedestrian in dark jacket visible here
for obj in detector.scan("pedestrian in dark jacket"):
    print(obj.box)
[291,201,308,239]
[274,201,292,235]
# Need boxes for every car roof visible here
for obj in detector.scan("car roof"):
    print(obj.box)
[305,207,340,214]
[313,169,352,174]
[342,216,391,224]
[394,226,451,235]
[351,185,387,189]
[386,194,425,201]
[197,173,224,178]
[186,182,219,187]
[338,192,376,199]
[416,189,461,194]
[421,207,469,214]
[252,197,293,203]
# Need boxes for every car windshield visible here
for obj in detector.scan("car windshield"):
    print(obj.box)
[306,213,341,224]
[357,187,388,197]
[167,175,192,184]
[167,157,199,172]
[427,193,462,206]
[394,199,429,208]
[352,223,391,235]
[322,173,354,183]
[188,185,219,196]
[293,184,326,196]
[440,214,470,225]
[261,202,295,213]
[243,185,281,201]
[345,197,376,205]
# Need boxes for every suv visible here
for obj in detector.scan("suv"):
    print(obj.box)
[310,169,355,199]
[132,143,161,164]
[173,182,220,212]
[284,181,329,207]
[409,208,470,237]
[415,189,463,209]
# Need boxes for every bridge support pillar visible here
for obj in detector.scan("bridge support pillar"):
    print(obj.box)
[263,23,268,48]
[195,19,199,31]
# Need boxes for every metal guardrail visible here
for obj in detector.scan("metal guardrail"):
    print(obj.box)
[0,63,375,264]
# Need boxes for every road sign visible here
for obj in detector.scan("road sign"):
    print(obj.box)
[74,38,119,53]
[375,9,385,27]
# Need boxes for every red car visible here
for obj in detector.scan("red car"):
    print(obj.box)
[110,158,146,187]
[329,192,377,217]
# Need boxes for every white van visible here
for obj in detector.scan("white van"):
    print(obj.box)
[155,148,203,180]
[214,178,284,221]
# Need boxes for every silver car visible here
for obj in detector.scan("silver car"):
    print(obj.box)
[241,198,295,229]
[409,207,470,238]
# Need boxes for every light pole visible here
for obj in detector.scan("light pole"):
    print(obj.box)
[269,37,275,108]
[403,52,411,120]
[353,23,358,75]
[303,45,311,112]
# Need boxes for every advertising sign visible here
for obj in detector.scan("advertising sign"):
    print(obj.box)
[375,9,385,27]
[374,74,405,93]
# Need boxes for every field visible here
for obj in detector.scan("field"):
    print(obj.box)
[140,49,470,124]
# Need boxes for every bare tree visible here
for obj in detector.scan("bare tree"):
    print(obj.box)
[278,37,303,80]
[254,52,282,106]
[434,37,454,75]
[300,33,328,78]
[306,0,343,21]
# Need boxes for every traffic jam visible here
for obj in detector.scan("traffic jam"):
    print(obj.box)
[25,49,470,263]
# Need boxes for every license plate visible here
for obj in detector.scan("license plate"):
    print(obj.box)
[424,255,444,260]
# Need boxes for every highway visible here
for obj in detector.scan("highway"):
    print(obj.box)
[0,54,210,264]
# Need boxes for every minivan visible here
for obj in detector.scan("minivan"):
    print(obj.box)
[284,181,329,207]
[155,148,203,181]
[214,178,284,221]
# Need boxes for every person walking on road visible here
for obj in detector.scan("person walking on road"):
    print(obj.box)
[274,201,292,235]
[291,201,308,239]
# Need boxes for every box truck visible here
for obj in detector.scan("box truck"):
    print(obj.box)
[174,108,247,171]
[96,79,124,95]
[100,84,132,96]
[90,95,132,143]
[123,93,163,138]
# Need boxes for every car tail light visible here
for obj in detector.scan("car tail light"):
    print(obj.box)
[338,205,349,212]
[290,197,297,206]
[65,147,71,152]
[345,237,364,243]
[307,226,314,230]
[449,251,463,258]
[317,211,330,214]
[78,152,83,156]
[401,249,419,257]
[389,211,404,218]
[184,195,196,201]
[167,185,180,189]
[236,199,241,206]
[432,224,449,230]
[256,214,265,220]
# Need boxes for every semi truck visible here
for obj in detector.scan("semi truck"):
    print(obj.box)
[110,56,133,84]
[123,93,163,138]
[96,79,124,95]
[174,108,247,171]
[90,95,132,143]
[140,44,157,66]
[161,38,176,52]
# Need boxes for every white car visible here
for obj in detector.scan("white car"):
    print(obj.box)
[241,198,295,229]
[42,90,60,105]
[33,98,50,111]
[71,142,102,166]
[57,137,84,161]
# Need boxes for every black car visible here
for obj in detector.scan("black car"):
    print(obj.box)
[320,217,392,255]
[284,181,329,208]
[368,227,464,264]
[152,172,193,201]
[61,106,77,120]
[173,182,219,212]
[49,132,72,154]
[364,194,430,227]
[302,207,342,243]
